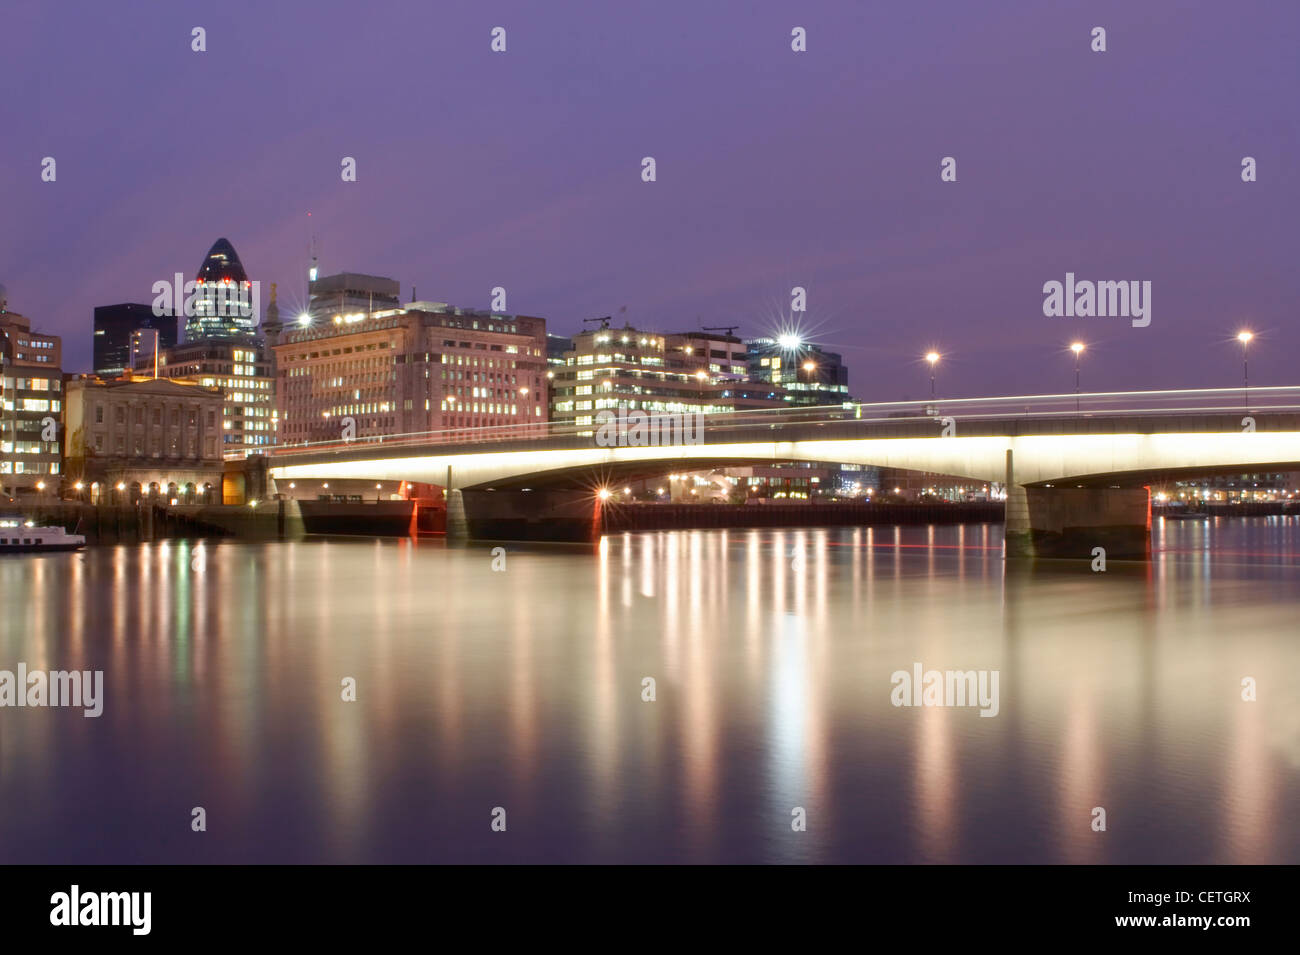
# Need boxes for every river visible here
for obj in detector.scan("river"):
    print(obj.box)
[1,517,1297,863]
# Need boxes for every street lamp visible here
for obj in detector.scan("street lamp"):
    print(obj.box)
[925,352,940,399]
[1070,342,1085,412]
[1237,331,1253,408]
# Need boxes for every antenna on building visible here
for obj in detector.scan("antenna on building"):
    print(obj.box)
[307,216,318,297]
[411,285,416,303]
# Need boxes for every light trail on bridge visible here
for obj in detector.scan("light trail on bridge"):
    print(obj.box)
[249,385,1300,462]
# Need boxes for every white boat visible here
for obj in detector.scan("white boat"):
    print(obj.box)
[0,520,86,553]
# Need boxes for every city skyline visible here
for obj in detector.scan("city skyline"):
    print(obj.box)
[3,1,1296,398]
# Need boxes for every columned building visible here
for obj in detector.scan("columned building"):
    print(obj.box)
[135,341,276,454]
[0,287,63,499]
[64,375,225,503]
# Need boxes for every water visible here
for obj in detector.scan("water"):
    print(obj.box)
[1,518,1298,863]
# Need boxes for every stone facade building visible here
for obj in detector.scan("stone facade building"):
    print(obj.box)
[63,375,226,503]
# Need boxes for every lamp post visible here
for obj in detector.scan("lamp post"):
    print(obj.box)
[1070,342,1085,413]
[925,352,940,400]
[1237,331,1253,409]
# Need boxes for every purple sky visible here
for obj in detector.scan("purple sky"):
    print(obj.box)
[3,0,1296,399]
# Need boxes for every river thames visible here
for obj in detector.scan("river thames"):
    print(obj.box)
[1,518,1297,864]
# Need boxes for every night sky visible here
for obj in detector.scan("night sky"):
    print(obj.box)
[3,0,1296,399]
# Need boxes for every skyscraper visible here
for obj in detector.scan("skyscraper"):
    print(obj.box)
[93,303,176,377]
[185,237,258,342]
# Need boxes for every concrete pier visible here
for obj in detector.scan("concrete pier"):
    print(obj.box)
[457,489,601,542]
[1005,486,1151,559]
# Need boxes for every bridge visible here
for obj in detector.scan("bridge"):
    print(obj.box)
[261,387,1300,558]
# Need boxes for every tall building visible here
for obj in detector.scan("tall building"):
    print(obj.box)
[185,237,258,342]
[550,322,784,430]
[63,374,225,503]
[130,328,161,374]
[545,333,572,420]
[273,300,547,444]
[0,287,64,497]
[309,273,401,320]
[665,330,751,381]
[264,273,403,351]
[92,303,177,377]
[135,340,276,454]
[746,337,850,406]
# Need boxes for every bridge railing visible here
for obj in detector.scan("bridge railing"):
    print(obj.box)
[251,386,1300,460]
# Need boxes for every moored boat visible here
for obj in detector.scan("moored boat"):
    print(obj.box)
[0,520,86,552]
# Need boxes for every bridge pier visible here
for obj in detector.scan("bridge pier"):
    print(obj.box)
[454,488,601,543]
[446,488,470,543]
[1005,485,1151,560]
[1004,482,1033,556]
[1004,449,1150,560]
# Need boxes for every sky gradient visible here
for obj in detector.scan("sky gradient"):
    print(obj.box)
[3,0,1296,399]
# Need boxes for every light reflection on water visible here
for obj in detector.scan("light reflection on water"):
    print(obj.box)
[0,517,1297,863]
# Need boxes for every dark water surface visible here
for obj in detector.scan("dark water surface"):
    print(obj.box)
[1,518,1298,863]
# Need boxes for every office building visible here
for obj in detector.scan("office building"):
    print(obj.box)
[273,299,547,444]
[0,287,63,498]
[550,322,784,430]
[130,328,161,374]
[92,303,177,377]
[185,237,258,342]
[747,337,850,405]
